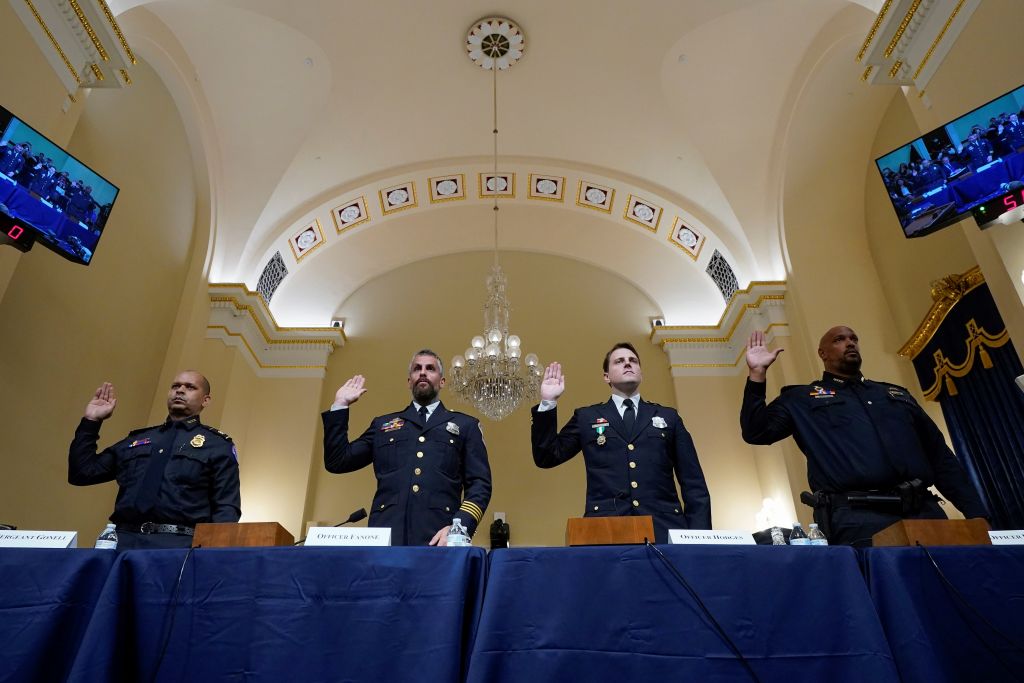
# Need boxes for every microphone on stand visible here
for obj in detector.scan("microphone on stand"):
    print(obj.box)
[294,508,367,545]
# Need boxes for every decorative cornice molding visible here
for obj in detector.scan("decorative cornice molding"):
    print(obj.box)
[898,266,984,359]
[205,283,344,378]
[652,282,788,376]
[857,0,980,91]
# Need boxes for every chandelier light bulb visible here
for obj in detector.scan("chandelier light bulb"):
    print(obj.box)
[506,334,521,349]
[508,346,522,359]
[524,353,539,367]
[452,355,465,369]
[466,348,479,362]
[471,336,486,349]
[487,328,503,344]
[485,343,501,358]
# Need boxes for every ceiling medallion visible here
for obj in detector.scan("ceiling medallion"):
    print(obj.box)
[466,17,525,70]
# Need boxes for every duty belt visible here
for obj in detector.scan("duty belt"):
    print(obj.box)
[117,522,195,536]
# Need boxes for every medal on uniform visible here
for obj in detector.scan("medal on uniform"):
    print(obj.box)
[592,417,609,446]
[190,434,206,448]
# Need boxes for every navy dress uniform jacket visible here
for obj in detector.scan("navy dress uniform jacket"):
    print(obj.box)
[322,402,492,546]
[740,374,987,519]
[531,399,712,543]
[68,416,242,527]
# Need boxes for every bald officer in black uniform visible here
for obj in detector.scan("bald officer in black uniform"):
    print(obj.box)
[530,342,712,543]
[741,327,988,546]
[323,349,492,546]
[69,371,241,549]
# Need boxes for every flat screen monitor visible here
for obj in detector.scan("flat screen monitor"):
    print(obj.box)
[0,104,119,264]
[875,83,1024,238]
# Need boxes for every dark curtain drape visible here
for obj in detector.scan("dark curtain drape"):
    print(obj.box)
[910,282,1024,530]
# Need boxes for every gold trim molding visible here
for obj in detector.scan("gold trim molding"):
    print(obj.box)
[898,266,984,359]
[653,282,788,377]
[206,283,345,378]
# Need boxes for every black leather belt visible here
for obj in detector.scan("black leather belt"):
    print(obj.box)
[117,522,195,536]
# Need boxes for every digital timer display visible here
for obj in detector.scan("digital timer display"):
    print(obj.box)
[972,186,1024,229]
[0,213,36,253]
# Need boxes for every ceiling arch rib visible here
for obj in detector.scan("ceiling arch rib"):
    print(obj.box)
[252,160,744,328]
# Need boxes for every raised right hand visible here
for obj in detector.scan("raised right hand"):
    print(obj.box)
[84,382,117,421]
[540,362,565,402]
[334,375,367,407]
[745,331,784,382]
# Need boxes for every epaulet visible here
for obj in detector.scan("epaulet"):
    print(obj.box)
[127,424,162,435]
[202,425,234,443]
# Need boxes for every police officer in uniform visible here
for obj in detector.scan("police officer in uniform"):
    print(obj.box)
[741,327,987,546]
[530,343,712,543]
[68,371,241,549]
[323,349,491,546]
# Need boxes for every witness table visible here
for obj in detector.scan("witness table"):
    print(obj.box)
[863,545,1024,683]
[65,546,487,683]
[466,545,900,683]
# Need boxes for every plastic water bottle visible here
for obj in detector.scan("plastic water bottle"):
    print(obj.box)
[447,518,471,547]
[788,522,809,546]
[770,526,786,546]
[807,523,828,546]
[94,523,118,550]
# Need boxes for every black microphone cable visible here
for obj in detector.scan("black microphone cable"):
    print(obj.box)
[645,541,762,683]
[294,508,368,545]
[150,543,198,683]
[916,542,1024,681]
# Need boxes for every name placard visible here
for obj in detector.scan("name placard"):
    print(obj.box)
[304,527,391,547]
[667,529,755,545]
[0,530,78,548]
[988,530,1024,545]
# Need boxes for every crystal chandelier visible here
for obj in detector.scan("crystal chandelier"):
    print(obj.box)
[450,17,541,421]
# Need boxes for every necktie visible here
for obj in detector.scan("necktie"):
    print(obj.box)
[622,398,636,433]
[419,405,429,424]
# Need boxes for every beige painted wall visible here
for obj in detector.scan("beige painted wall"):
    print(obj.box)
[0,53,197,539]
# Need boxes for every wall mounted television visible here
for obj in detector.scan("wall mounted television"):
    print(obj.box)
[0,104,119,264]
[875,83,1024,238]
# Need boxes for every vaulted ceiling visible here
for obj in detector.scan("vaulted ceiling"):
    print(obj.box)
[107,0,887,326]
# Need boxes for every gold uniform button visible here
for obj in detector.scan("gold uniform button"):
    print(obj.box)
[418,436,426,443]
[450,439,454,444]
[632,500,640,507]
[631,481,638,489]
[629,461,636,469]
[627,444,635,451]
[593,505,599,511]
[674,508,680,514]
[412,484,420,493]
[416,451,424,458]
[414,468,422,475]
[379,504,386,510]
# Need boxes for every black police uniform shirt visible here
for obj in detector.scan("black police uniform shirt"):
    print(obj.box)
[322,402,492,546]
[68,415,241,526]
[530,397,712,543]
[740,372,987,518]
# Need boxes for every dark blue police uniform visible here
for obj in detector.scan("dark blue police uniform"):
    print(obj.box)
[69,415,241,549]
[322,402,491,545]
[741,372,987,545]
[531,399,712,543]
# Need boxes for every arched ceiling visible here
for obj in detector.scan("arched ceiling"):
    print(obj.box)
[107,0,881,326]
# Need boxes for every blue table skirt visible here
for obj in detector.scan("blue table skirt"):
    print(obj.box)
[863,546,1024,683]
[0,549,117,683]
[467,545,900,683]
[66,546,487,683]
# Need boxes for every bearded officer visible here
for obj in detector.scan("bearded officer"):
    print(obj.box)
[323,349,492,546]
